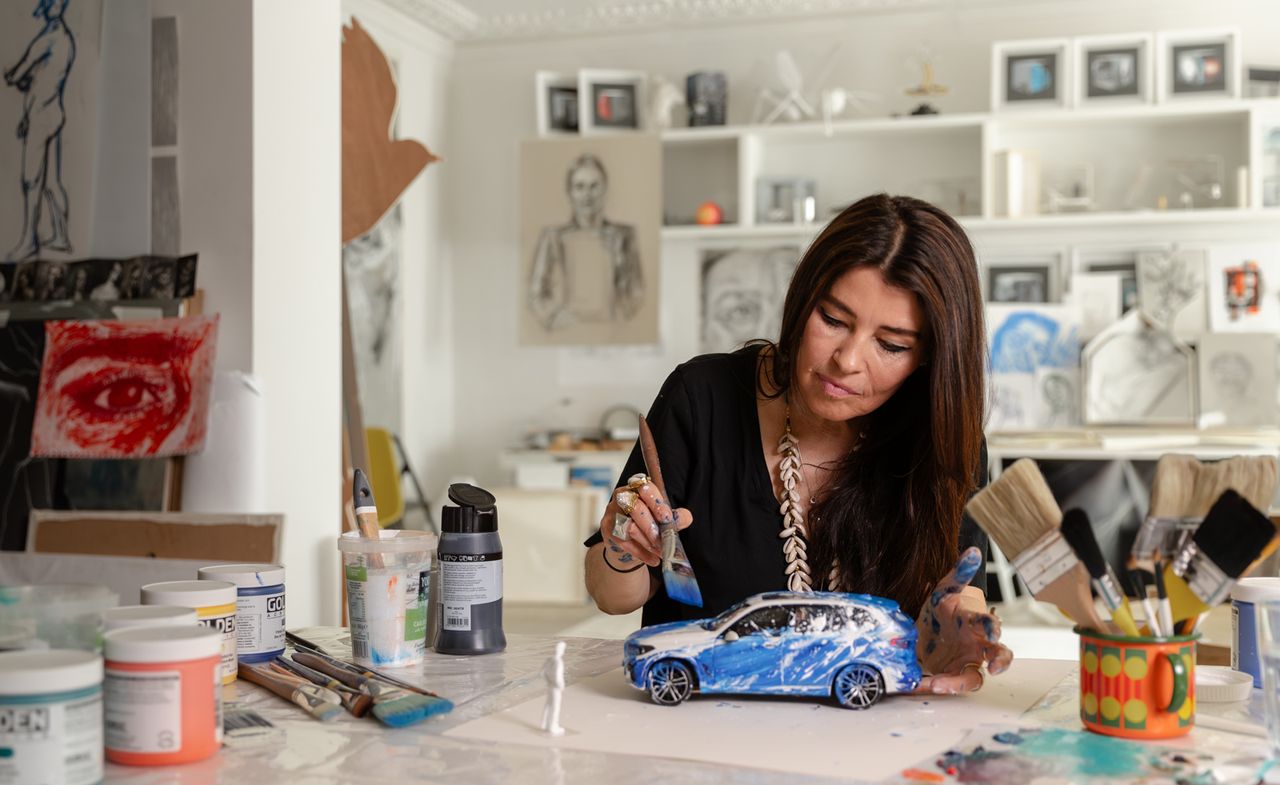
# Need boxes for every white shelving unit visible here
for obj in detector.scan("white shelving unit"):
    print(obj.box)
[660,98,1280,241]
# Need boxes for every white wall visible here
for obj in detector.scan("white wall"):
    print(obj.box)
[93,0,150,257]
[342,0,457,524]
[445,0,1280,485]
[151,0,254,374]
[252,0,344,626]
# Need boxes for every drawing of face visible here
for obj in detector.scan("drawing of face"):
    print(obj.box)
[701,247,798,353]
[1209,352,1251,400]
[793,266,926,424]
[1041,373,1073,410]
[30,316,219,458]
[566,157,607,223]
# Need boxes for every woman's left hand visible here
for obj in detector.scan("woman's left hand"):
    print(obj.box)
[914,546,1014,694]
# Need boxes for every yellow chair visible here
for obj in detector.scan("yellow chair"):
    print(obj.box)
[364,427,434,532]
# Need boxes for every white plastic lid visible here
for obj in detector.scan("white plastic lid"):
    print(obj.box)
[1196,666,1253,702]
[0,650,102,695]
[1230,577,1280,604]
[103,605,199,631]
[140,580,236,608]
[104,625,222,663]
[197,564,285,588]
[337,529,437,555]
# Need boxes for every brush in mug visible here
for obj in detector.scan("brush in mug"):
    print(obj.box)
[1124,568,1162,637]
[286,631,448,699]
[238,662,345,723]
[353,468,384,568]
[271,657,374,718]
[1059,508,1141,637]
[1163,489,1277,626]
[965,458,1106,631]
[1134,454,1279,572]
[638,414,702,608]
[291,651,453,727]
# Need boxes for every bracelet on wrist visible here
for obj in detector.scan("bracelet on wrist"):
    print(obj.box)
[602,546,644,574]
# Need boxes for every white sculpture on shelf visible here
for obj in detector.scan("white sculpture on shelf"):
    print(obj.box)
[541,640,566,736]
[753,47,842,125]
[649,76,684,130]
[821,87,882,135]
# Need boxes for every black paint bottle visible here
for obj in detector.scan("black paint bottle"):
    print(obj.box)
[434,483,506,655]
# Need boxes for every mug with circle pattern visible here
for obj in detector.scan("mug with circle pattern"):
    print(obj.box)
[1077,627,1198,739]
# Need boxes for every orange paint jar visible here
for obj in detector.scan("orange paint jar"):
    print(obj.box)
[1077,627,1198,740]
[103,625,223,766]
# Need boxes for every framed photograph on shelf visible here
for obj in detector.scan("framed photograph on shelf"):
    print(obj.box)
[980,252,1064,303]
[991,39,1072,110]
[1155,28,1241,102]
[1070,246,1153,314]
[535,71,580,135]
[579,69,647,134]
[1073,33,1154,106]
[754,177,817,225]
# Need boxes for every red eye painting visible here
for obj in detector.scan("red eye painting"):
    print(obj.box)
[31,316,219,458]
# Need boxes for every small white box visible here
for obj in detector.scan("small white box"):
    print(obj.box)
[515,462,570,490]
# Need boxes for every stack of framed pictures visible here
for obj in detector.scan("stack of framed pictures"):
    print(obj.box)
[992,28,1241,110]
[535,70,648,135]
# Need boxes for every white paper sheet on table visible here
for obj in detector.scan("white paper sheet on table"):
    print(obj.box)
[445,658,1076,782]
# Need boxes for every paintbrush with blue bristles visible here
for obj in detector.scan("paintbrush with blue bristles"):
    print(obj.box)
[292,651,453,727]
[639,414,702,608]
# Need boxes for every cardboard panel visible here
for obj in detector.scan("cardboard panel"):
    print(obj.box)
[28,510,282,562]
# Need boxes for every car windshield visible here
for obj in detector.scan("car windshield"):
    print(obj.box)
[702,599,751,631]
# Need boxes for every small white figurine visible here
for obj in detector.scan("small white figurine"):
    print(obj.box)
[649,76,684,130]
[541,640,566,736]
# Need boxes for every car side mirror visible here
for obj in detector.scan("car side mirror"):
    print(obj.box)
[722,630,739,643]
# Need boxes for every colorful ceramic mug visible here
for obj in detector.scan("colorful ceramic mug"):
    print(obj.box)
[1077,627,1198,739]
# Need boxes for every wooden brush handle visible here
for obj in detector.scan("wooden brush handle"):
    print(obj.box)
[292,652,367,691]
[1038,562,1108,631]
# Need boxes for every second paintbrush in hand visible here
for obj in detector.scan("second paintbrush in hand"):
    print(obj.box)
[1059,509,1141,637]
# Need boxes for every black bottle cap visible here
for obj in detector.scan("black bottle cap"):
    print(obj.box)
[442,483,498,533]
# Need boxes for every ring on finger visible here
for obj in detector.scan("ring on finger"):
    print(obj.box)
[961,661,986,691]
[611,511,631,541]
[615,489,639,516]
[626,473,652,491]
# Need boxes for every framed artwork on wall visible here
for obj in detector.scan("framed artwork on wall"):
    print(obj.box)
[991,39,1072,111]
[1156,28,1241,102]
[1073,33,1154,106]
[980,251,1064,303]
[1083,311,1197,426]
[535,71,579,135]
[579,69,647,134]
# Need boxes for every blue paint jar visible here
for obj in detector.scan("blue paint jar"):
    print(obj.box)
[1230,577,1280,688]
[0,649,104,785]
[197,564,286,663]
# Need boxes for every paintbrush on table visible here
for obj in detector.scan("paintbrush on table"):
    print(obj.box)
[1060,508,1141,637]
[271,657,374,718]
[1163,489,1276,626]
[965,458,1106,631]
[286,631,448,699]
[292,651,453,727]
[638,414,702,608]
[238,662,345,722]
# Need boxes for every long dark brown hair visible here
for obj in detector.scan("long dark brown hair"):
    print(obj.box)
[761,193,985,617]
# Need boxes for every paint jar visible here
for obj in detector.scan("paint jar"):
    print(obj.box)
[1076,627,1198,739]
[0,583,118,652]
[0,649,103,785]
[338,529,435,668]
[1257,599,1280,758]
[103,605,199,633]
[196,564,286,663]
[435,483,506,656]
[103,625,222,766]
[140,580,238,684]
[1231,577,1280,687]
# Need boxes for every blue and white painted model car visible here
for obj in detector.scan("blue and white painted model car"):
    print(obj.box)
[623,591,921,709]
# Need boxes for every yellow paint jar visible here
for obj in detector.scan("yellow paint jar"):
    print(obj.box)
[141,581,238,684]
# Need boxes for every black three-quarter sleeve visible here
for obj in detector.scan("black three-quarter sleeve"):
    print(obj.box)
[583,364,697,548]
[958,439,990,596]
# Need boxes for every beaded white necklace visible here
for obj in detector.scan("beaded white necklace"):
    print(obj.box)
[777,404,841,592]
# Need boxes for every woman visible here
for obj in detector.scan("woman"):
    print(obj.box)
[585,194,1012,694]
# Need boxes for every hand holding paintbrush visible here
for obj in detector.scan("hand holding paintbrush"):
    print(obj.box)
[638,415,702,608]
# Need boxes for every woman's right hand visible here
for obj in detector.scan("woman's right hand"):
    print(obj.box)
[598,476,693,569]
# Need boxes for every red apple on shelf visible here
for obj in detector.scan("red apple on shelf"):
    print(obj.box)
[695,201,723,226]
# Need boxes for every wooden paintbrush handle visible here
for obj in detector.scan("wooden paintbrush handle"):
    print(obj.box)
[292,652,367,691]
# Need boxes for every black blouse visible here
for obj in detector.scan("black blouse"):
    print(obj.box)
[586,345,988,627]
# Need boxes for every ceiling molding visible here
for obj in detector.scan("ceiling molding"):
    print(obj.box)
[382,0,1070,43]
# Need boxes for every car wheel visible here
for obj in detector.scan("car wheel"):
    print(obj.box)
[647,659,694,706]
[833,663,884,709]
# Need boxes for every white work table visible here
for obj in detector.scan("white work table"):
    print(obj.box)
[100,629,1273,784]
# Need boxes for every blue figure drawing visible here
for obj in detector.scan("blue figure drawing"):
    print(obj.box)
[990,311,1079,374]
[4,0,76,261]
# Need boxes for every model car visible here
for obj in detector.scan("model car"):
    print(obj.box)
[622,591,920,709]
